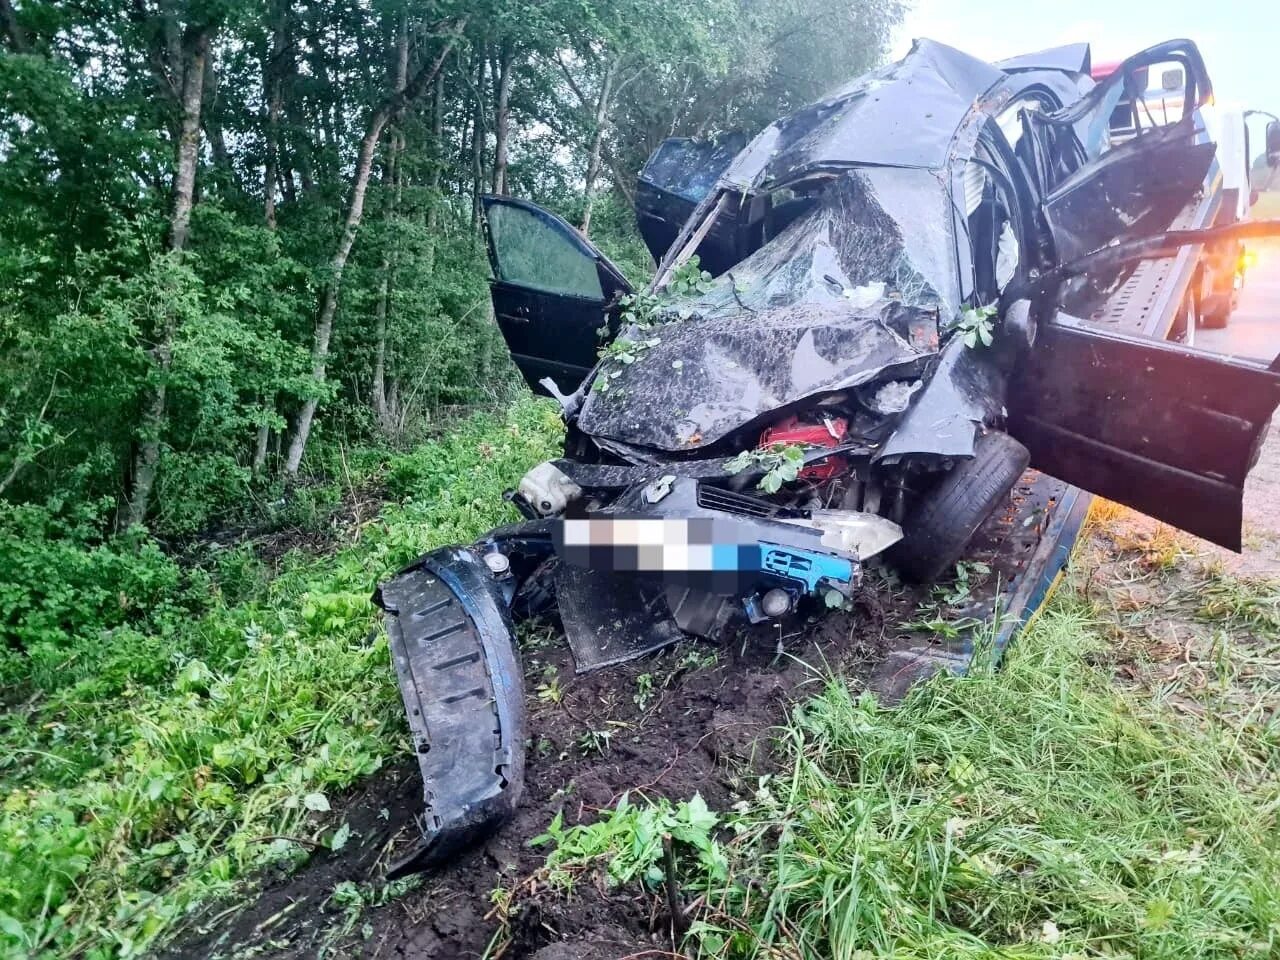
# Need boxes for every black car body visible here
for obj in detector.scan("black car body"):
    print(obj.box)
[376,38,1280,875]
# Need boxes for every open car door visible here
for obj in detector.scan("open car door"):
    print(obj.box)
[1006,38,1280,551]
[1008,317,1280,550]
[1034,39,1219,261]
[481,196,632,395]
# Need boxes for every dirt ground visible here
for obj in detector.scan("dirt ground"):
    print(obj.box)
[164,436,1280,960]
[163,407,1280,960]
[1217,422,1280,579]
[165,594,894,960]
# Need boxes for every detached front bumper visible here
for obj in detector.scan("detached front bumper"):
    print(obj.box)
[374,547,527,878]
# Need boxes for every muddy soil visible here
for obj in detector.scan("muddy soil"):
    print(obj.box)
[165,596,893,960]
[163,429,1279,960]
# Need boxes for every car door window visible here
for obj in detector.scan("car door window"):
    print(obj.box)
[1108,60,1188,146]
[486,202,603,299]
[995,97,1042,152]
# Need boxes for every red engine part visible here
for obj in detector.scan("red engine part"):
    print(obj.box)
[758,416,849,481]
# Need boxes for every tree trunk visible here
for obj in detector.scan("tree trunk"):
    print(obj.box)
[252,418,271,474]
[469,52,487,231]
[202,49,232,184]
[580,58,619,237]
[371,14,408,430]
[425,68,445,269]
[263,3,287,228]
[124,26,209,528]
[371,268,391,425]
[491,40,513,195]
[167,32,207,253]
[284,23,464,476]
[370,137,401,428]
[0,0,29,52]
[388,377,402,433]
[283,51,315,195]
[297,146,315,194]
[280,161,297,204]
[252,4,287,468]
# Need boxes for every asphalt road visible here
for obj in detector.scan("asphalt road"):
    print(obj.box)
[1192,239,1280,575]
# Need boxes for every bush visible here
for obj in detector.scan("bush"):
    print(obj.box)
[0,397,563,958]
[0,498,198,668]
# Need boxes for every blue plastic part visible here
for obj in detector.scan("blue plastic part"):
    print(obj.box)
[758,543,856,593]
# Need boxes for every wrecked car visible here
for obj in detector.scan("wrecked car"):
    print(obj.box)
[374,38,1280,875]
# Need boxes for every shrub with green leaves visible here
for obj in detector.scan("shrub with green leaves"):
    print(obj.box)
[0,497,195,664]
[0,399,562,959]
[533,793,727,891]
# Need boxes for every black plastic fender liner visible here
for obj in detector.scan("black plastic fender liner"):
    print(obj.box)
[373,546,527,878]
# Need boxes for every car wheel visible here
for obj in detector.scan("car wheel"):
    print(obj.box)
[1200,291,1231,329]
[889,431,1030,583]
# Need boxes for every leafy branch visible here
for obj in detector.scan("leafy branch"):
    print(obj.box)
[593,257,713,398]
[954,304,996,349]
[724,442,805,493]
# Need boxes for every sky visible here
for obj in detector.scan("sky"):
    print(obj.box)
[891,0,1278,119]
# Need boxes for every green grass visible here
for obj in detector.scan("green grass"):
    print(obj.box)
[531,593,1280,960]
[0,397,562,959]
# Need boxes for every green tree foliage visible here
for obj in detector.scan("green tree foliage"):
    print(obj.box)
[0,0,904,563]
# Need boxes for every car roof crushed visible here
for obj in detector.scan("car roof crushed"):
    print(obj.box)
[723,39,1006,190]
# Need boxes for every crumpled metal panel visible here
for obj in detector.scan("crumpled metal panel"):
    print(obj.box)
[995,43,1092,75]
[725,39,1004,187]
[1043,122,1217,263]
[579,306,930,452]
[876,336,1006,462]
[578,170,954,453]
[374,548,526,876]
[555,566,683,672]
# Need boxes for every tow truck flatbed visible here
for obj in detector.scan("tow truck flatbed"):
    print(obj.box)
[863,471,1091,702]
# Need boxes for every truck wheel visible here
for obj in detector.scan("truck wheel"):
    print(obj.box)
[1198,242,1238,329]
[1200,291,1231,329]
[890,431,1029,583]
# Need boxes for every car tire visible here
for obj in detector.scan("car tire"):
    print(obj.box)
[889,431,1030,583]
[1200,291,1231,329]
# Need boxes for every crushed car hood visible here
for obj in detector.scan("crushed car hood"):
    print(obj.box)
[578,168,957,452]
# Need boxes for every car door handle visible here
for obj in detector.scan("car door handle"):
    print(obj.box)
[499,308,530,324]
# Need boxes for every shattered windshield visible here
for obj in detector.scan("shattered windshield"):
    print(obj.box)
[639,135,747,203]
[577,167,958,452]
